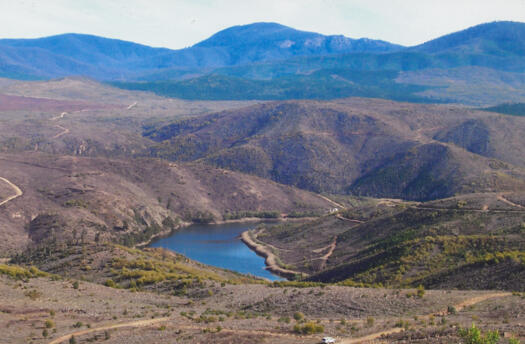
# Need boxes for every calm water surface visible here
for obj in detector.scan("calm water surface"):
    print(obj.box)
[149,222,282,281]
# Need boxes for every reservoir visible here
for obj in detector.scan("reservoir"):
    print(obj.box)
[149,222,282,281]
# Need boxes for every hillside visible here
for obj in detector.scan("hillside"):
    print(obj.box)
[482,102,525,116]
[249,192,525,291]
[412,21,525,56]
[0,152,332,255]
[145,98,525,200]
[0,23,400,81]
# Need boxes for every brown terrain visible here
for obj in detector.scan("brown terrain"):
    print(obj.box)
[0,78,523,343]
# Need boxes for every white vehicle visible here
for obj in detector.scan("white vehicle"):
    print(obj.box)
[322,337,336,343]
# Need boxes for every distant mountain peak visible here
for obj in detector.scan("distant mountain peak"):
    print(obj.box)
[413,20,525,55]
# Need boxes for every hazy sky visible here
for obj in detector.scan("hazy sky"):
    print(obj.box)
[1,0,524,48]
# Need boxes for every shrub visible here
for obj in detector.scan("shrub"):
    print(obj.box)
[69,336,76,344]
[293,322,324,335]
[366,316,375,327]
[72,281,79,289]
[416,285,425,298]
[45,319,54,328]
[293,312,305,321]
[24,289,42,300]
[105,279,117,288]
[42,329,48,338]
[448,305,457,314]
[278,316,291,324]
[458,323,500,344]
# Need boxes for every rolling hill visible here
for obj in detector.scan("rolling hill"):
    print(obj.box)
[144,98,525,200]
[0,23,400,81]
[252,192,525,290]
[0,152,332,255]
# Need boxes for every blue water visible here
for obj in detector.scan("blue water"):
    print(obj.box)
[149,222,282,281]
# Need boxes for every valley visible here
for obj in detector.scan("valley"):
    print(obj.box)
[0,18,524,343]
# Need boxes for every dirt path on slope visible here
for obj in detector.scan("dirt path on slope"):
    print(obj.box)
[48,317,170,344]
[51,124,70,139]
[0,176,23,206]
[336,215,365,223]
[46,292,512,344]
[497,194,525,209]
[48,318,303,344]
[319,195,346,209]
[312,236,338,270]
[434,292,512,315]
[241,229,306,279]
[338,292,512,344]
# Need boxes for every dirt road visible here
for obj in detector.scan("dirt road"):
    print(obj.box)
[0,176,23,206]
[46,292,512,344]
[48,317,170,344]
[51,124,70,139]
[338,292,512,344]
[497,194,525,209]
[319,195,346,209]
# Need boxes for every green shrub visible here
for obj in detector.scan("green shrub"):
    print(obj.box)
[105,279,117,288]
[416,285,425,298]
[293,322,324,335]
[293,312,305,321]
[45,319,54,328]
[458,323,500,344]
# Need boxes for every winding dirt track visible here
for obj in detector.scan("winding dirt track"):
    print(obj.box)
[46,292,511,344]
[47,318,170,344]
[51,124,70,139]
[319,195,346,209]
[338,292,511,344]
[0,176,23,206]
[497,194,525,209]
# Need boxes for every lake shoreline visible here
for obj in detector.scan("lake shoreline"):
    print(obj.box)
[240,229,306,280]
[137,216,318,249]
[146,220,287,280]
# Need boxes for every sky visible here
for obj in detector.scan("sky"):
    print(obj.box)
[1,0,524,49]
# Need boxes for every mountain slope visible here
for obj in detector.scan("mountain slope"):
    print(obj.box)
[252,192,525,290]
[412,21,525,56]
[145,98,525,200]
[0,152,332,254]
[0,23,401,80]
